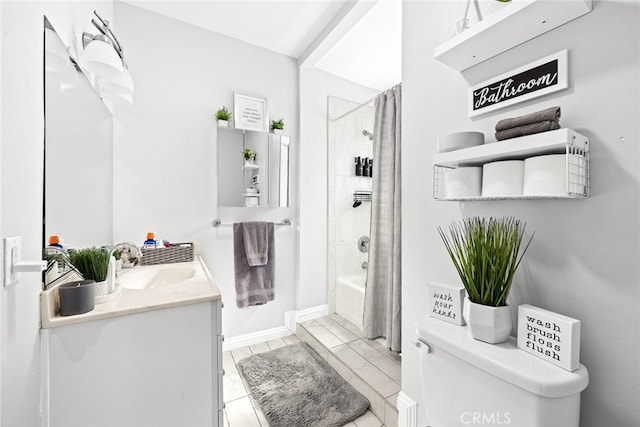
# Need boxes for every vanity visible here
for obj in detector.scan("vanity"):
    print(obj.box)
[40,249,223,427]
[40,16,224,427]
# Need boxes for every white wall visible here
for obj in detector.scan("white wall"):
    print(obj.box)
[402,1,639,426]
[0,2,113,424]
[112,2,298,338]
[298,67,378,311]
[327,97,374,311]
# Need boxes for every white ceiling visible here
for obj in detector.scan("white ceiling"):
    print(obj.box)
[314,0,401,91]
[119,0,401,91]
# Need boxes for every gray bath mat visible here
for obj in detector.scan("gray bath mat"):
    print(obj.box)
[237,342,369,427]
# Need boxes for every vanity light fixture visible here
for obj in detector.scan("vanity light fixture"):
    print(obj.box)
[98,68,134,96]
[79,10,134,104]
[44,19,72,73]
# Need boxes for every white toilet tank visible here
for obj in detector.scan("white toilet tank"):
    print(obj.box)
[416,316,589,427]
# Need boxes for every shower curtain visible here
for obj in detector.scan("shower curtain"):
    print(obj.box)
[363,84,401,352]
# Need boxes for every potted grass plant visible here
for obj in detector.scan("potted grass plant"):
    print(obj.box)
[438,216,533,343]
[69,247,111,298]
[215,106,232,127]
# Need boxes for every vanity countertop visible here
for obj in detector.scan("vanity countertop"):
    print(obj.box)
[40,255,221,329]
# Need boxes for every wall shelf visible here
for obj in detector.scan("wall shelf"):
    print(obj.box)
[433,128,587,167]
[434,0,592,71]
[433,128,590,201]
[436,194,585,202]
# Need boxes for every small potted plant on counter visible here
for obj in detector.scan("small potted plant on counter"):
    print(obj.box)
[215,106,232,127]
[69,247,111,299]
[271,118,284,134]
[438,216,533,344]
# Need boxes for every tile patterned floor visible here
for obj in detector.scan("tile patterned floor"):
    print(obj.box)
[223,314,400,427]
[297,315,401,427]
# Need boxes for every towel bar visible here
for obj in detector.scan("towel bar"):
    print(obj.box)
[212,218,291,228]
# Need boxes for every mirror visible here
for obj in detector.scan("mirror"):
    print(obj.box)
[43,17,113,249]
[217,127,289,207]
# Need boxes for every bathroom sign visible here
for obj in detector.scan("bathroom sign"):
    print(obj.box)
[428,283,465,326]
[234,92,269,132]
[517,304,581,372]
[469,50,568,117]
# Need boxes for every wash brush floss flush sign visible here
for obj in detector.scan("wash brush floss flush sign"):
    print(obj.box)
[517,304,581,372]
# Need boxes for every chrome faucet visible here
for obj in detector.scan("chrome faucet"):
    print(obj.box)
[109,242,143,261]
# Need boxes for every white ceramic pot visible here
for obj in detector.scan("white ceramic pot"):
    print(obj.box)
[463,296,471,325]
[217,119,228,127]
[468,300,512,344]
[94,279,109,298]
[272,129,283,135]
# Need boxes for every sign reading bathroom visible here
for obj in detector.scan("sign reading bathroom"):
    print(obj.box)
[234,92,269,132]
[469,50,568,117]
[517,304,580,372]
[428,283,465,326]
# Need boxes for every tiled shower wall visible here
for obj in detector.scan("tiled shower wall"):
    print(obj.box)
[327,96,375,313]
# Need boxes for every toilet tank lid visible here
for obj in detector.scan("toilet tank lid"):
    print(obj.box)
[416,316,589,398]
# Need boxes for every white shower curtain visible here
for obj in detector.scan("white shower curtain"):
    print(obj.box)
[363,84,401,352]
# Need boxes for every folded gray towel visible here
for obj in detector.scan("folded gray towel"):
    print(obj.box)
[242,221,269,266]
[233,223,275,308]
[495,106,561,132]
[495,120,560,141]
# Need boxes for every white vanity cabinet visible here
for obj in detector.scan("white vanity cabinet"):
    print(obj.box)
[40,256,224,427]
[42,300,223,427]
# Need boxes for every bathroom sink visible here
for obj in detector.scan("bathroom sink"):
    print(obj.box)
[118,265,196,290]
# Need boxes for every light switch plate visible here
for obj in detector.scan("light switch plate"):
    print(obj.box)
[4,236,21,287]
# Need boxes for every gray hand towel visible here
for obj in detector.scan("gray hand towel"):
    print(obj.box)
[495,120,560,141]
[242,221,269,266]
[233,222,275,308]
[495,106,561,132]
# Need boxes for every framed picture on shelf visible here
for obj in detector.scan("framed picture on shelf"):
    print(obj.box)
[234,93,269,132]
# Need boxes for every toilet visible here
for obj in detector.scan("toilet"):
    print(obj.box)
[416,316,589,427]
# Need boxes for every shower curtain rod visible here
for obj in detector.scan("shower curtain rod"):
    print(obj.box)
[330,94,378,122]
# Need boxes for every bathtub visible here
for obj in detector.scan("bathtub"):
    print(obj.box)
[336,274,366,331]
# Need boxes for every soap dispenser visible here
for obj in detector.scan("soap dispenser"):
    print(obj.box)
[363,157,370,177]
[48,235,63,249]
[143,232,157,249]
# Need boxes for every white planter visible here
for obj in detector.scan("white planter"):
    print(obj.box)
[94,280,109,298]
[463,296,471,325]
[272,129,283,135]
[217,119,228,127]
[468,300,512,344]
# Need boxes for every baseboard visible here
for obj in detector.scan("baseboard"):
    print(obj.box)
[223,326,292,351]
[397,391,418,427]
[296,304,329,323]
[286,304,330,333]
[223,304,329,351]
